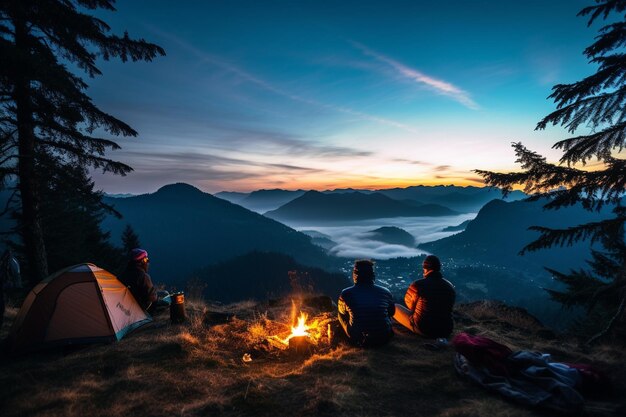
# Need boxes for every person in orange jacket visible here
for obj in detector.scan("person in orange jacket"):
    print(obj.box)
[393,255,456,338]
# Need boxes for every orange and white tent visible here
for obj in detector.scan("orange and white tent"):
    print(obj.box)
[8,263,151,351]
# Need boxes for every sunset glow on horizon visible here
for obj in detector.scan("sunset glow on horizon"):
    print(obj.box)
[89,0,595,195]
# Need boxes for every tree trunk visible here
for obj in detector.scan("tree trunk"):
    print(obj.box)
[14,17,48,286]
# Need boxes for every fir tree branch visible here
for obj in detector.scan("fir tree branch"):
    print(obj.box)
[38,139,132,174]
[585,21,626,57]
[579,0,626,27]
[537,69,626,130]
[476,143,626,211]
[586,294,626,345]
[0,153,17,165]
[0,187,17,217]
[522,217,626,253]
[553,121,626,164]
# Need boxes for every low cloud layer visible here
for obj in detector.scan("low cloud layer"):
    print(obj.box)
[285,214,476,260]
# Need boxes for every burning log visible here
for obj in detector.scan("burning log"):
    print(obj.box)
[261,302,336,355]
[288,335,312,354]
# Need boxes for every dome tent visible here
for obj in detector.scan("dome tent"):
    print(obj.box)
[8,263,151,352]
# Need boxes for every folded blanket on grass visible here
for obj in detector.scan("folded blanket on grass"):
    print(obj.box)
[452,332,609,414]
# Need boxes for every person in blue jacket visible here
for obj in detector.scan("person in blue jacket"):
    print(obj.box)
[337,259,395,347]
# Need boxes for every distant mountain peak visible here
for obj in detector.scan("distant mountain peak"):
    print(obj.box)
[366,226,416,247]
[251,188,292,193]
[265,190,457,221]
[154,183,205,196]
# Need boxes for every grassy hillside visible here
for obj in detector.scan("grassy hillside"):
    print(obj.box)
[1,298,624,417]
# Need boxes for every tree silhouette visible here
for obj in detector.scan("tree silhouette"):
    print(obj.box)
[36,150,122,273]
[121,224,141,255]
[0,1,165,285]
[476,0,626,343]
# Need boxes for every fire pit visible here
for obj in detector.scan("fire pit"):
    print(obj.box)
[260,301,335,356]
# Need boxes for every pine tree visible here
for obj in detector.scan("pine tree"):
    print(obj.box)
[35,150,122,273]
[121,224,141,255]
[0,1,165,285]
[476,0,626,343]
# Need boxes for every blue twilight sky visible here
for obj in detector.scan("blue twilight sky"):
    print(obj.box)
[88,0,596,194]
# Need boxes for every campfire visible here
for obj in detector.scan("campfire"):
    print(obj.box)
[284,312,310,343]
[264,300,334,354]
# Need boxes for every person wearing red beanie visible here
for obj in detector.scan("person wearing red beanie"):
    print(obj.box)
[119,248,157,311]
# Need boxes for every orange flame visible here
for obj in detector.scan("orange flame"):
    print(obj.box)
[265,306,330,350]
[283,312,309,343]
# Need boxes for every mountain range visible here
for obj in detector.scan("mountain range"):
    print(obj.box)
[213,191,248,204]
[238,189,306,213]
[215,189,305,213]
[264,191,457,222]
[216,185,526,214]
[376,185,526,213]
[420,198,614,272]
[101,183,335,284]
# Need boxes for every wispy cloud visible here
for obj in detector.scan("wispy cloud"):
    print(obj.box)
[528,52,561,86]
[391,158,430,166]
[152,28,421,135]
[118,150,327,175]
[351,41,479,110]
[203,127,374,158]
[113,102,374,160]
[202,53,421,134]
[94,150,332,192]
[464,176,485,184]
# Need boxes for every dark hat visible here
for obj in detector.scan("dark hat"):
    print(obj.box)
[422,255,441,271]
[353,259,375,283]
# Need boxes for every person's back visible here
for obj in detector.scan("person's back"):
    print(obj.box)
[394,255,456,339]
[338,260,395,346]
[119,248,157,311]
[408,270,455,337]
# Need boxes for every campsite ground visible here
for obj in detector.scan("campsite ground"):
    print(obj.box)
[0,299,624,417]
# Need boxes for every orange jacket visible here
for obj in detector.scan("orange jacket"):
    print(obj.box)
[403,271,455,338]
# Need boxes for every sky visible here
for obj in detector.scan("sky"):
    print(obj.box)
[88,0,596,194]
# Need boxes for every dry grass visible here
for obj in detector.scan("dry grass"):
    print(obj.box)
[0,299,624,417]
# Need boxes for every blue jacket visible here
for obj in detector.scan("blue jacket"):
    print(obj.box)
[338,282,395,345]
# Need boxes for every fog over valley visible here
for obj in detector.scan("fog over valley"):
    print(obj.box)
[285,213,477,259]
